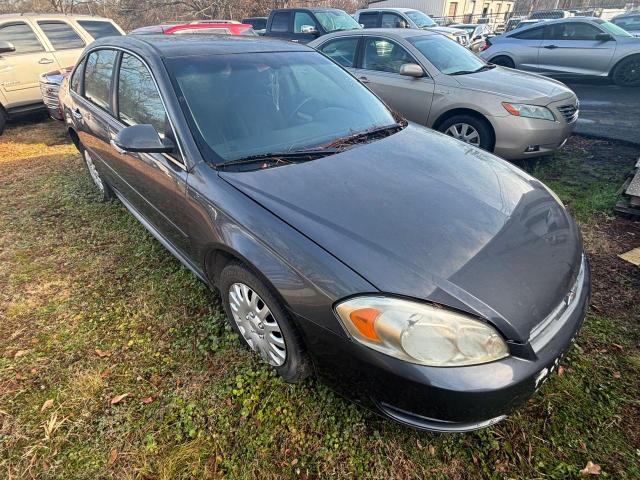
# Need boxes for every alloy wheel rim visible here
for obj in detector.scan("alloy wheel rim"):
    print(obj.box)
[445,123,481,146]
[84,150,104,192]
[228,282,286,366]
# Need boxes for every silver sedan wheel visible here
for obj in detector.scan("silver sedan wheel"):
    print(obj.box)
[84,150,104,192]
[445,123,481,147]
[228,282,286,366]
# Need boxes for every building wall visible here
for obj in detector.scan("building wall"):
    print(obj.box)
[367,0,514,21]
[366,0,447,17]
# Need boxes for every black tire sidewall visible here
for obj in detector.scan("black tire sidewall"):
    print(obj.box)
[78,143,114,202]
[438,114,494,151]
[219,262,311,383]
[0,110,6,136]
[613,56,640,87]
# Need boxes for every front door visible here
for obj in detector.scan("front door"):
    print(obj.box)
[354,36,433,125]
[539,21,616,76]
[0,21,58,108]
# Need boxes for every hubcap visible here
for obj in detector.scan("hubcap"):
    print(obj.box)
[84,150,104,192]
[445,123,481,146]
[228,283,286,366]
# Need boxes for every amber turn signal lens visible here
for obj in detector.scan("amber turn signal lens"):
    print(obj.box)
[349,308,381,342]
[501,102,520,116]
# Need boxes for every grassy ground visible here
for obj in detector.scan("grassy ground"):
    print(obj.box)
[1,119,639,479]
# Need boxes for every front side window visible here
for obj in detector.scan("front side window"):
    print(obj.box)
[271,12,291,33]
[117,54,166,135]
[166,51,396,164]
[362,37,415,74]
[359,12,379,28]
[37,21,85,50]
[83,49,117,110]
[381,13,407,28]
[0,22,44,54]
[545,22,603,41]
[404,10,436,28]
[294,12,316,32]
[512,25,544,39]
[70,56,85,93]
[408,34,484,74]
[315,10,360,33]
[320,37,359,68]
[77,20,122,39]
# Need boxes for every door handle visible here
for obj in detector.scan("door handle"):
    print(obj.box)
[291,39,300,43]
[71,108,82,120]
[543,45,558,49]
[359,76,370,84]
[110,139,127,155]
[38,58,54,64]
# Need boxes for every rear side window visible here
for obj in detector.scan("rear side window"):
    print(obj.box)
[37,21,85,50]
[70,57,85,93]
[358,12,379,28]
[77,20,121,39]
[84,49,117,110]
[0,22,44,54]
[117,53,167,135]
[320,37,359,68]
[512,26,544,39]
[271,12,291,33]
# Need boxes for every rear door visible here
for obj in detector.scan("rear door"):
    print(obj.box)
[0,20,56,108]
[507,25,545,71]
[35,20,86,69]
[353,35,433,125]
[538,21,616,76]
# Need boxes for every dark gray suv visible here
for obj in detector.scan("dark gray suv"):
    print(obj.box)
[59,35,589,432]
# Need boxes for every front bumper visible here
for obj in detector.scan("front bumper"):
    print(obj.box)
[297,258,590,432]
[491,102,578,160]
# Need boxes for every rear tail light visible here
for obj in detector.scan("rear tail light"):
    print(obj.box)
[481,38,491,51]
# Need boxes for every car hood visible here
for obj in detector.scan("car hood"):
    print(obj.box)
[219,125,583,342]
[451,66,575,104]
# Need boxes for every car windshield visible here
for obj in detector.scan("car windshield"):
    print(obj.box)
[408,35,486,75]
[315,10,361,32]
[404,10,437,28]
[597,19,633,37]
[166,52,397,165]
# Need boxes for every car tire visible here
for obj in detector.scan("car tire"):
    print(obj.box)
[79,143,115,202]
[611,55,640,87]
[219,262,311,383]
[0,109,6,136]
[490,56,515,68]
[438,114,495,151]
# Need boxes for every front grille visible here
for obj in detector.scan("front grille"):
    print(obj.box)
[556,103,579,123]
[457,34,468,46]
[39,82,60,109]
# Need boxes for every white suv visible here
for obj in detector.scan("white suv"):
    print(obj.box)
[0,13,123,133]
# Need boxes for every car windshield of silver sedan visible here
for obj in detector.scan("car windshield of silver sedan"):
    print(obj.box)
[408,35,489,75]
[165,52,400,168]
[405,10,437,28]
[597,19,633,37]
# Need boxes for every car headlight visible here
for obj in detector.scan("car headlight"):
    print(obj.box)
[502,102,555,121]
[335,296,509,367]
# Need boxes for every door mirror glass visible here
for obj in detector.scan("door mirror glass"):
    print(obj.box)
[0,40,15,54]
[300,24,318,34]
[399,63,424,77]
[113,124,174,153]
[595,33,613,41]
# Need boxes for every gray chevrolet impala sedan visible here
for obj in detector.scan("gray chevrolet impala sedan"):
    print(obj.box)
[311,29,579,160]
[59,35,590,432]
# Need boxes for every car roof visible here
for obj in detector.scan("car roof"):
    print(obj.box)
[451,23,479,27]
[0,12,113,21]
[274,7,342,12]
[90,34,312,58]
[317,28,440,40]
[361,7,419,13]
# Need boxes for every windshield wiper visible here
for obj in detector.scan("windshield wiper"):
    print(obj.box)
[449,64,496,76]
[217,149,339,170]
[322,122,405,149]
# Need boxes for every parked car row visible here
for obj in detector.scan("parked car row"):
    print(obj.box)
[57,33,590,432]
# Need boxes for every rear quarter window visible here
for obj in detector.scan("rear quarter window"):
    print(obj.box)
[77,20,122,39]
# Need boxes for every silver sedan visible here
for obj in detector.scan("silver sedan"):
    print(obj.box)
[480,17,640,86]
[310,29,578,160]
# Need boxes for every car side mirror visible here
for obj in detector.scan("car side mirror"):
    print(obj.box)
[300,25,318,35]
[595,33,613,41]
[0,40,15,54]
[112,124,174,154]
[399,63,424,78]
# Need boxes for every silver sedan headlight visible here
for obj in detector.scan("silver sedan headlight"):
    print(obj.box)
[502,102,555,121]
[335,297,509,367]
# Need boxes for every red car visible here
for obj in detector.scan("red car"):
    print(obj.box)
[129,20,256,36]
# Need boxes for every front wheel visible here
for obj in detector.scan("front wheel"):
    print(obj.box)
[80,144,114,201]
[490,56,515,68]
[612,55,640,87]
[438,114,495,151]
[219,262,311,383]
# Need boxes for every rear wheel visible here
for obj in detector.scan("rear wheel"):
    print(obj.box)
[612,55,640,87]
[219,262,311,383]
[490,56,515,68]
[438,114,494,151]
[80,144,114,201]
